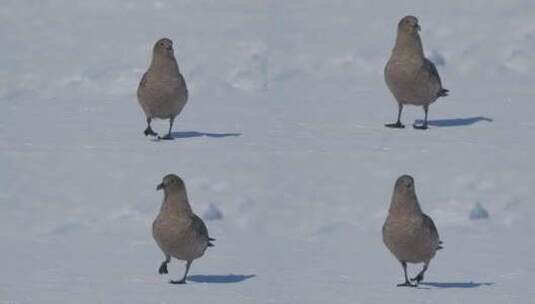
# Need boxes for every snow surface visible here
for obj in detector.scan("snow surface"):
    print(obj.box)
[1,0,535,303]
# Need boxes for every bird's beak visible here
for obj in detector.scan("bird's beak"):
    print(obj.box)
[416,24,421,31]
[156,183,164,191]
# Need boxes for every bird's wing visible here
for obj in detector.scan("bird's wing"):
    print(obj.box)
[423,58,442,86]
[190,214,214,246]
[178,72,189,100]
[138,72,148,90]
[422,58,449,97]
[422,213,442,249]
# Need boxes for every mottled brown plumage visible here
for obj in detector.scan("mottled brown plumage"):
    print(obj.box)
[384,16,448,130]
[382,175,442,287]
[137,38,188,139]
[153,174,214,284]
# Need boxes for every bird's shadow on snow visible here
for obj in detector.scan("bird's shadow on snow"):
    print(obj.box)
[420,281,494,289]
[150,131,242,141]
[414,116,493,127]
[171,131,242,139]
[187,274,255,284]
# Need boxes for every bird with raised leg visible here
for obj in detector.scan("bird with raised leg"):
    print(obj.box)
[382,175,443,287]
[152,174,214,284]
[137,38,189,140]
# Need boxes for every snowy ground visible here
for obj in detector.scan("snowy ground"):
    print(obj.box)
[1,0,535,303]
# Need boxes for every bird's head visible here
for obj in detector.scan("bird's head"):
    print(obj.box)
[394,174,416,195]
[157,174,185,192]
[398,15,421,35]
[153,38,175,59]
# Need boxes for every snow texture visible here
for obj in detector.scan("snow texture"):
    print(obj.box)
[1,0,535,303]
[470,202,490,220]
[203,203,224,221]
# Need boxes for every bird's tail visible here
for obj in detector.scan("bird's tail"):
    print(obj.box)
[437,240,444,250]
[208,237,216,247]
[438,88,449,97]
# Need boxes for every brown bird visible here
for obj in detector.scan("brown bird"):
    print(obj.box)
[384,16,449,130]
[137,38,188,140]
[153,174,214,284]
[382,175,442,287]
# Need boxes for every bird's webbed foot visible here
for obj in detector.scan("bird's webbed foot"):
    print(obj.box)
[397,281,417,287]
[413,123,428,130]
[385,122,405,129]
[144,126,158,137]
[410,273,424,284]
[158,262,169,274]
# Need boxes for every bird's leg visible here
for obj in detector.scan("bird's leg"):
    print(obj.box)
[397,261,416,287]
[158,117,175,140]
[144,117,158,137]
[385,103,405,128]
[410,261,429,284]
[413,105,429,130]
[170,260,192,284]
[158,255,171,274]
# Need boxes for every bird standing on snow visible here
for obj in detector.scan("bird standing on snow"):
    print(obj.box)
[153,174,214,284]
[137,38,188,140]
[384,16,449,130]
[382,175,442,287]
